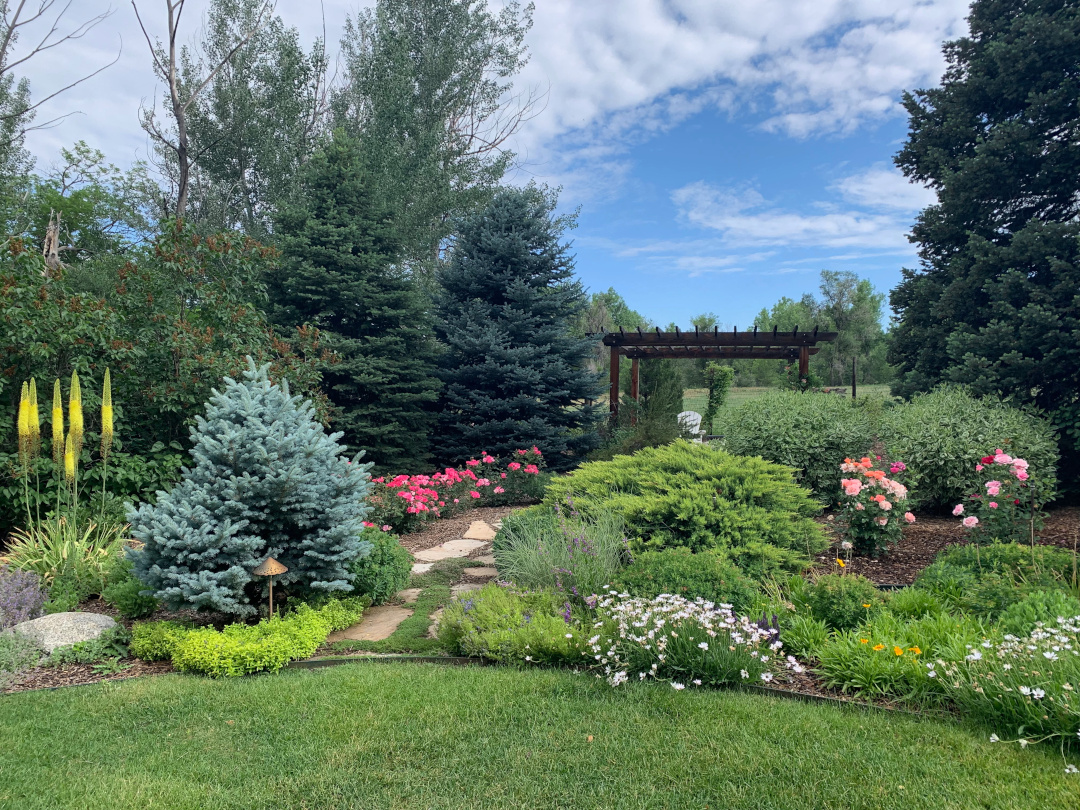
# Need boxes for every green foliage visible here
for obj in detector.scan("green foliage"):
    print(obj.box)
[544,440,827,579]
[46,626,131,667]
[129,621,193,662]
[885,588,945,620]
[129,360,374,617]
[433,185,603,469]
[438,584,580,666]
[594,359,689,461]
[996,590,1080,637]
[0,632,41,689]
[269,133,441,471]
[349,528,412,605]
[612,548,757,613]
[171,599,365,677]
[492,506,630,601]
[716,391,876,497]
[880,386,1059,508]
[4,518,127,601]
[780,614,830,661]
[101,561,159,619]
[701,362,734,436]
[806,574,883,631]
[889,0,1080,489]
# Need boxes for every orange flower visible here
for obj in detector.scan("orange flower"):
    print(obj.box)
[836,559,846,568]
[893,646,904,657]
[873,644,885,651]
[860,457,872,466]
[862,603,871,608]
[860,639,869,644]
[908,646,922,655]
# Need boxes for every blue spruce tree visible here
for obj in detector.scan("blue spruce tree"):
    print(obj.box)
[128,359,373,616]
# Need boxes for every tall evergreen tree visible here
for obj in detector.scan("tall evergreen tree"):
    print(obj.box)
[889,0,1080,483]
[433,186,602,469]
[268,133,440,472]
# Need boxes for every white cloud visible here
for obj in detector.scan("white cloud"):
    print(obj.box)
[832,163,937,211]
[670,179,917,250]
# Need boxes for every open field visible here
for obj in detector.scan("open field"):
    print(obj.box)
[683,384,893,415]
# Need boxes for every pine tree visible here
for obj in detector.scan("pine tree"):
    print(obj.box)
[889,0,1080,483]
[433,186,603,470]
[128,360,374,617]
[268,132,441,472]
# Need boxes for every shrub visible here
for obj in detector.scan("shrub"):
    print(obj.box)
[4,518,127,600]
[880,386,1059,509]
[130,621,192,662]
[611,548,757,613]
[102,567,159,619]
[886,588,945,620]
[169,599,364,676]
[837,456,914,557]
[715,391,876,496]
[781,614,830,661]
[129,360,374,617]
[542,440,827,579]
[349,528,412,605]
[0,632,42,689]
[0,567,47,629]
[997,590,1080,637]
[492,505,630,601]
[951,449,1046,543]
[806,574,883,631]
[46,626,131,666]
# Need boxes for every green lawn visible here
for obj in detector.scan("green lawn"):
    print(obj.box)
[1,663,1076,809]
[683,384,893,415]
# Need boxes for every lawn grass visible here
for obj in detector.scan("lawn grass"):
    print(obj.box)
[1,662,1076,809]
[683,384,893,414]
[329,558,481,654]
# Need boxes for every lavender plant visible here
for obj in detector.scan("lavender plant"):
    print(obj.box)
[0,567,47,629]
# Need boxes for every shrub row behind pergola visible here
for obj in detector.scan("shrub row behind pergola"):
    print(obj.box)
[601,325,839,419]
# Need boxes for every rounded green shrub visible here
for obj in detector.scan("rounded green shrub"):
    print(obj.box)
[806,574,883,631]
[612,548,758,613]
[880,386,1059,508]
[349,529,412,605]
[781,614,830,661]
[542,440,827,580]
[997,590,1080,637]
[886,587,945,620]
[129,621,193,661]
[714,391,876,497]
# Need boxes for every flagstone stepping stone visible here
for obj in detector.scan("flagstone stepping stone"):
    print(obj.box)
[462,521,497,541]
[492,519,503,529]
[413,538,488,562]
[450,583,482,596]
[411,562,434,575]
[475,554,496,565]
[442,538,488,554]
[427,609,444,639]
[396,588,422,604]
[462,566,498,580]
[326,605,412,643]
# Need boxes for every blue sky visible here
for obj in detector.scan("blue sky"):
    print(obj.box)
[13,0,970,328]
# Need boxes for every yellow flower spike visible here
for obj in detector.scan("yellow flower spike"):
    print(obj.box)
[17,381,30,465]
[63,431,75,484]
[51,379,64,465]
[873,644,885,651]
[893,646,904,657]
[100,368,113,460]
[27,378,40,459]
[68,371,83,459]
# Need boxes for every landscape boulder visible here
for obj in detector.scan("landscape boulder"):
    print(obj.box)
[10,612,117,654]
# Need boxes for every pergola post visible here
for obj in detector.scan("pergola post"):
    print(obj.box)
[629,357,639,425]
[798,345,809,385]
[609,345,620,421]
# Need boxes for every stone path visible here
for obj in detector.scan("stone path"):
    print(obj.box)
[331,520,502,645]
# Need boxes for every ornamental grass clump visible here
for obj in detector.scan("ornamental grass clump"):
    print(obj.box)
[128,359,374,617]
[837,456,915,557]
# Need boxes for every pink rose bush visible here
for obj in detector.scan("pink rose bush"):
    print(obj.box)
[837,456,912,557]
[953,449,1044,543]
[365,447,547,533]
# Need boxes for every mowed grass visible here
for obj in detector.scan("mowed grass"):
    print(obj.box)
[683,384,893,415]
[1,663,1076,810]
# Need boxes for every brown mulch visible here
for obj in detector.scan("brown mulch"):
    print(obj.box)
[398,505,520,555]
[812,504,1080,585]
[2,660,173,695]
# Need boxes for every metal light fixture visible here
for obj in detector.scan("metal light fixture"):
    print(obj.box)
[252,557,288,617]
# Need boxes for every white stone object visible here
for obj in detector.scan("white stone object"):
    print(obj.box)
[11,612,117,654]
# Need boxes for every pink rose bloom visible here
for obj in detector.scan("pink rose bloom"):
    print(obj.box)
[453,498,459,504]
[975,464,984,472]
[469,491,480,499]
[876,517,888,526]
[493,486,505,494]
[962,516,979,528]
[482,455,495,463]
[532,446,542,455]
[993,453,1013,465]
[381,525,392,532]
[363,521,375,527]
[477,478,491,487]
[517,449,528,456]
[840,478,862,497]
[508,462,521,471]
[466,459,480,467]
[1016,469,1029,481]
[855,503,865,511]
[1011,458,1029,469]
[988,502,998,509]
[904,512,915,524]
[524,464,540,474]
[952,504,964,516]
[500,472,507,479]
[878,500,892,511]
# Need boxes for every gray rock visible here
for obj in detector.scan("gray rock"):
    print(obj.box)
[11,612,117,654]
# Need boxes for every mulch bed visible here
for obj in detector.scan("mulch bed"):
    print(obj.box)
[3,660,173,695]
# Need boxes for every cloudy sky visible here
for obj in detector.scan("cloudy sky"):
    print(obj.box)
[13,0,970,327]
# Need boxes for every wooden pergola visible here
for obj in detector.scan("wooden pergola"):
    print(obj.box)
[601,325,838,419]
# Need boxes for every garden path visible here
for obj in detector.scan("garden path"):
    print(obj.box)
[329,519,503,642]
